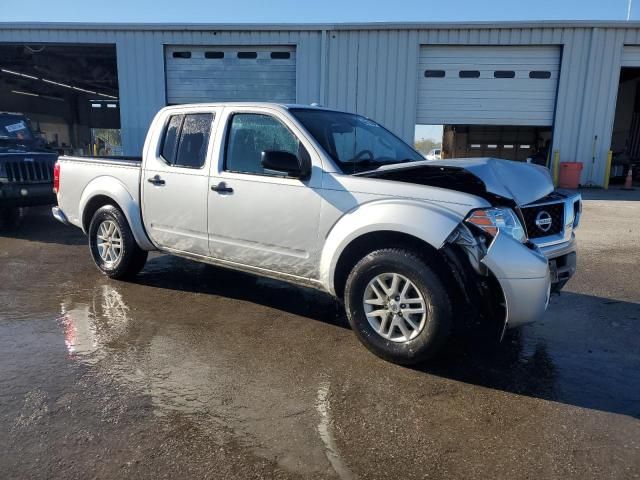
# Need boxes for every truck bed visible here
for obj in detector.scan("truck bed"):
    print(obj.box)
[56,155,143,231]
[60,155,142,166]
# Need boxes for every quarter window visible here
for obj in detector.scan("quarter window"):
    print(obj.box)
[225,113,301,176]
[160,113,213,168]
[161,115,183,163]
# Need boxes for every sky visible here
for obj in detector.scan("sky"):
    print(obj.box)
[2,0,638,23]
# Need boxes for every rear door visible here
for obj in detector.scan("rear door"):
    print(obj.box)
[141,108,219,255]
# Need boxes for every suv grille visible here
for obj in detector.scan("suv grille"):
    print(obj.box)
[520,202,565,239]
[5,159,54,183]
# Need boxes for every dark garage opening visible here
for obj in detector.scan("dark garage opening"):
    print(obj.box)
[415,124,552,165]
[0,44,120,156]
[610,67,640,181]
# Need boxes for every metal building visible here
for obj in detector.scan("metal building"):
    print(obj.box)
[2,21,640,186]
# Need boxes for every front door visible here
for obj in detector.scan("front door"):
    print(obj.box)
[142,111,216,256]
[207,109,322,279]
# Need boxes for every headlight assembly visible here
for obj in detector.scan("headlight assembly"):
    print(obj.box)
[465,207,527,243]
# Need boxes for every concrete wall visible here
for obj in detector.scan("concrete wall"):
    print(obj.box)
[2,22,640,186]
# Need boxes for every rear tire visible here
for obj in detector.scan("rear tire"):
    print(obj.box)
[344,248,452,365]
[88,205,147,279]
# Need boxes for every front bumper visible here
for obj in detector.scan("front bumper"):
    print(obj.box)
[538,234,577,291]
[482,232,551,329]
[0,182,56,207]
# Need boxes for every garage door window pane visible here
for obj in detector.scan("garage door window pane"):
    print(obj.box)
[174,113,213,169]
[424,70,445,78]
[161,114,183,163]
[225,113,300,175]
[494,70,515,78]
[530,71,551,79]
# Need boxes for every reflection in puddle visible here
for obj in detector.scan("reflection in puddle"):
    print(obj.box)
[56,282,342,477]
[59,285,131,361]
[316,381,354,480]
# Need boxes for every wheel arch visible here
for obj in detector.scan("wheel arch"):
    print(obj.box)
[320,200,464,297]
[79,176,155,251]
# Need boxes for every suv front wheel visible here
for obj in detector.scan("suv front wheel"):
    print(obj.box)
[344,248,452,365]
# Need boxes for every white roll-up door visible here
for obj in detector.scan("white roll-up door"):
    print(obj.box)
[417,45,561,126]
[165,45,296,104]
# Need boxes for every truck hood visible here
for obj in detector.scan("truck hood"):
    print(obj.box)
[358,157,554,206]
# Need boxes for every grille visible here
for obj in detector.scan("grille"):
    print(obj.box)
[4,159,54,183]
[520,202,565,239]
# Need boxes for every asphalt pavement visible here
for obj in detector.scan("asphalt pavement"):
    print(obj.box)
[1,189,639,479]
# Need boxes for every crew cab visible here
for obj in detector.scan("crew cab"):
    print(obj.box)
[52,103,581,364]
[0,112,57,223]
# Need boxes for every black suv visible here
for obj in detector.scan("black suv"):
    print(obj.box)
[0,113,57,224]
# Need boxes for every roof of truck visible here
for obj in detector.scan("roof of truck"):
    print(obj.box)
[160,102,341,112]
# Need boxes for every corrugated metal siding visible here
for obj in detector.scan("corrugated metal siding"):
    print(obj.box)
[416,45,560,126]
[1,23,640,185]
[325,29,420,141]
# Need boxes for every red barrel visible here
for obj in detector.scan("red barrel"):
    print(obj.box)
[558,162,583,189]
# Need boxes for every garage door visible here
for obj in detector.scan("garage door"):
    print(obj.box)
[165,45,296,104]
[417,45,561,126]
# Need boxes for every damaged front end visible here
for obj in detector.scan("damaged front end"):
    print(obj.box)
[441,211,551,336]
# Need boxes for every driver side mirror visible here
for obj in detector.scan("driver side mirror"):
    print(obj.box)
[261,150,309,179]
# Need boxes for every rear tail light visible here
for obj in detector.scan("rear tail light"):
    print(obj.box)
[53,161,60,193]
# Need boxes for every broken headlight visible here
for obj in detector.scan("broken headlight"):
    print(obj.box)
[465,208,527,243]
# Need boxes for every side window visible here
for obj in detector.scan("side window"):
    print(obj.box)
[225,113,300,175]
[160,113,213,168]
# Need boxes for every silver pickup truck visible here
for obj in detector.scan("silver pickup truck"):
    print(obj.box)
[53,103,581,365]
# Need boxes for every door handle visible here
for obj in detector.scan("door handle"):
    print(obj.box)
[211,182,233,194]
[147,175,165,186]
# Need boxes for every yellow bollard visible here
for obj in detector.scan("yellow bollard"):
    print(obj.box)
[604,150,613,190]
[552,150,560,186]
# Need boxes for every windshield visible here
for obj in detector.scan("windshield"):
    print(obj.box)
[0,115,34,142]
[289,108,424,173]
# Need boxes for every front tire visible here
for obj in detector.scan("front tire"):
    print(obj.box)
[88,205,147,279]
[344,248,452,365]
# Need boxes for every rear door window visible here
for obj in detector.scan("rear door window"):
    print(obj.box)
[160,113,213,168]
[175,113,213,168]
